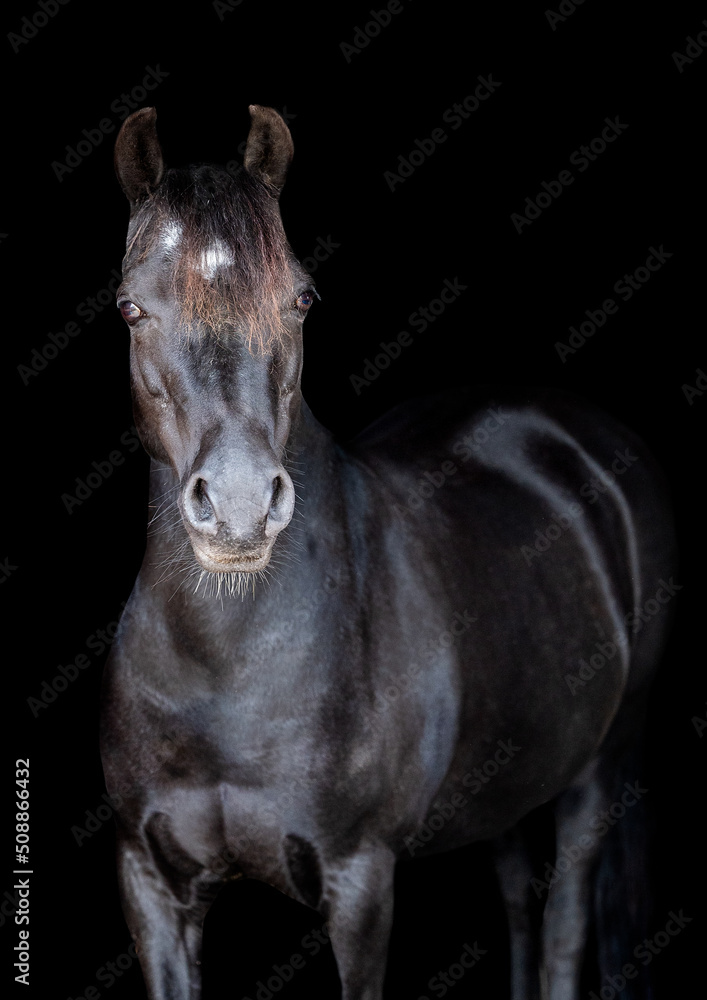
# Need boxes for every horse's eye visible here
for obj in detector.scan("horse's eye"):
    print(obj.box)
[119,300,144,324]
[295,291,315,313]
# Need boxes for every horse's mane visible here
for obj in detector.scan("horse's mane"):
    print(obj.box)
[123,164,299,352]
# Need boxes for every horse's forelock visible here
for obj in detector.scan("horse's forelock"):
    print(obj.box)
[124,165,297,352]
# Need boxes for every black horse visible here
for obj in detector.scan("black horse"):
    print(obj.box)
[100,105,676,1000]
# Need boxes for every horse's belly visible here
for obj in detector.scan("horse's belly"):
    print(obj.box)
[404,638,627,856]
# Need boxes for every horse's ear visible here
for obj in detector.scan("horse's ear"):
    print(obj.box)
[114,107,165,209]
[243,105,293,197]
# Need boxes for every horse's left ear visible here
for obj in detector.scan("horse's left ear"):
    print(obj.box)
[244,105,294,197]
[114,107,165,209]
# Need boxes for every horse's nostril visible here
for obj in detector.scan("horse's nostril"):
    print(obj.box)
[184,474,219,537]
[191,477,214,522]
[267,472,295,533]
[270,475,284,512]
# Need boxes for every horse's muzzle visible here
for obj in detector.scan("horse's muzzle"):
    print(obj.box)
[181,466,295,571]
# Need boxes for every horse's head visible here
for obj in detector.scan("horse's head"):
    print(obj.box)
[114,106,314,578]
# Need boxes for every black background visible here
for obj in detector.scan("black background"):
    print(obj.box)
[2,1,705,998]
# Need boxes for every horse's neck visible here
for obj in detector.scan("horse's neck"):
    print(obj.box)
[288,397,347,511]
[288,396,340,477]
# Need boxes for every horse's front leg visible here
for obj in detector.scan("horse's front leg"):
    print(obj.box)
[322,841,397,1000]
[117,835,217,1000]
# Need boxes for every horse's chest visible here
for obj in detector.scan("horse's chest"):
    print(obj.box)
[141,777,313,894]
[132,697,356,888]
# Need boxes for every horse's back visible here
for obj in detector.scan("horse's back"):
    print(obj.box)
[350,385,675,621]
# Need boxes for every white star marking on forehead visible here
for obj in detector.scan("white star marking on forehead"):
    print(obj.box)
[160,221,183,257]
[199,238,234,279]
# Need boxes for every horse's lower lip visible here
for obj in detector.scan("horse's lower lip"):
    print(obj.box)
[191,542,271,573]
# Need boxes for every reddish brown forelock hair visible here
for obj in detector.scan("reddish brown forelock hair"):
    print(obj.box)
[124,163,298,352]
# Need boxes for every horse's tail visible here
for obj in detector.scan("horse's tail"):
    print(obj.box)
[593,735,654,1000]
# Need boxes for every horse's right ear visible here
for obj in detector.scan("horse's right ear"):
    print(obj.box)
[114,107,164,209]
